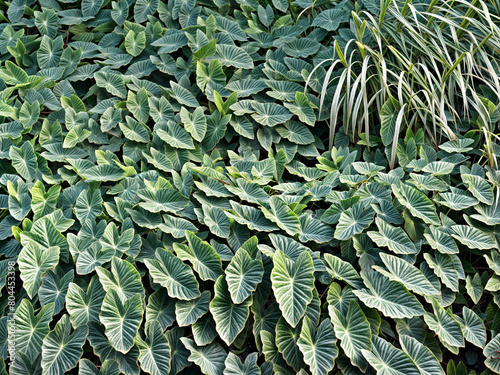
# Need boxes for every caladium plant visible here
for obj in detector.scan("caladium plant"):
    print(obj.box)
[1,0,500,374]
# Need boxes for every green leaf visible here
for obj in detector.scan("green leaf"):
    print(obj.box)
[251,102,292,126]
[75,189,102,223]
[465,273,483,304]
[181,107,207,142]
[311,9,345,31]
[392,183,440,225]
[96,257,145,302]
[76,242,114,275]
[9,141,37,181]
[422,161,455,176]
[272,0,288,11]
[297,317,338,375]
[276,120,315,145]
[82,0,103,16]
[13,300,52,364]
[214,44,254,69]
[261,195,301,236]
[354,271,425,319]
[66,276,105,328]
[334,203,375,240]
[0,101,16,118]
[224,352,260,375]
[41,315,88,375]
[20,216,68,261]
[299,214,335,243]
[0,60,27,85]
[439,138,474,153]
[424,252,460,292]
[193,313,218,346]
[210,275,252,345]
[462,174,493,205]
[136,320,171,375]
[258,4,274,27]
[225,201,279,232]
[78,359,120,375]
[175,290,210,326]
[37,35,63,69]
[39,269,73,315]
[275,316,305,371]
[171,81,199,107]
[329,300,372,372]
[203,111,230,150]
[271,250,315,327]
[99,290,143,353]
[451,225,497,250]
[157,121,196,149]
[63,125,91,148]
[125,30,146,57]
[159,215,197,238]
[111,0,128,25]
[283,93,316,126]
[374,253,440,296]
[134,0,159,22]
[226,179,269,204]
[19,100,40,129]
[145,248,201,300]
[361,336,420,375]
[174,231,224,281]
[18,242,59,298]
[484,332,500,373]
[181,338,227,375]
[138,188,190,213]
[367,217,417,254]
[458,306,486,348]
[323,254,364,289]
[86,322,140,375]
[146,289,176,331]
[400,335,445,375]
[213,91,237,116]
[424,226,459,254]
[225,248,264,303]
[423,297,464,351]
[203,205,230,238]
[485,250,500,275]
[436,189,479,210]
[127,88,150,124]
[486,274,500,292]
[99,222,134,254]
[95,72,127,99]
[282,38,320,58]
[380,97,401,146]
[30,181,60,221]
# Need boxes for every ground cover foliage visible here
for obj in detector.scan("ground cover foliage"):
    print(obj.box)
[1,0,500,374]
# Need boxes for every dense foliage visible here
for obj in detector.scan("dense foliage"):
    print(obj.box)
[1,0,500,374]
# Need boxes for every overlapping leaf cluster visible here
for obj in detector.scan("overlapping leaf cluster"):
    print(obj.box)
[1,0,500,374]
